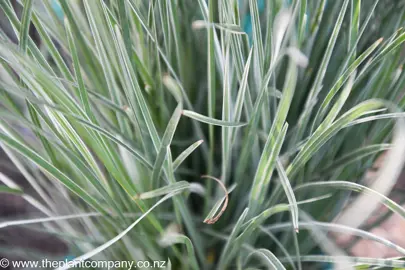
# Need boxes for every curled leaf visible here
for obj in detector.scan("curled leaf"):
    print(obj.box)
[201,175,229,224]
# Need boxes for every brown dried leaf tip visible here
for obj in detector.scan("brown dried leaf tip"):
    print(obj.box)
[201,175,229,225]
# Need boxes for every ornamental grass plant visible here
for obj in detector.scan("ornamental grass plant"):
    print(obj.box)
[1,0,405,269]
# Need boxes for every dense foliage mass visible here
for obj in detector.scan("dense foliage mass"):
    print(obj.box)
[1,0,405,269]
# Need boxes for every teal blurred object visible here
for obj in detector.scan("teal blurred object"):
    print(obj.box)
[241,0,314,43]
[63,255,75,261]
[51,0,64,20]
[241,0,265,42]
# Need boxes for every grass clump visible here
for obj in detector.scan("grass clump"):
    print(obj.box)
[1,0,405,269]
